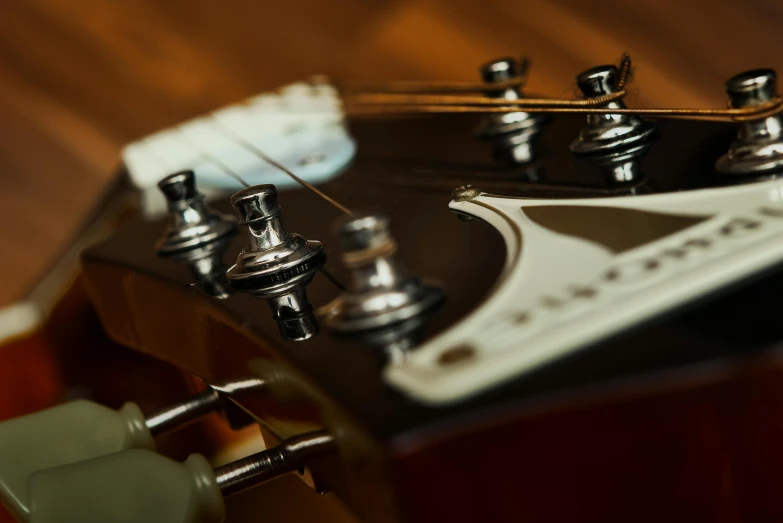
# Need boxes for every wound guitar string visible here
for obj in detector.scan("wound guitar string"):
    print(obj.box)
[342,54,783,123]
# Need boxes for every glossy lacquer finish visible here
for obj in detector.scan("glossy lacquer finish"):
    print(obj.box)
[81,112,783,523]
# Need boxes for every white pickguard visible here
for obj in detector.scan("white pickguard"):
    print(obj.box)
[384,178,783,404]
[121,80,355,215]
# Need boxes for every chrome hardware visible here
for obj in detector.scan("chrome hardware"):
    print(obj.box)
[570,65,655,183]
[144,388,222,436]
[226,184,325,340]
[476,57,549,164]
[156,171,237,255]
[359,314,437,364]
[716,69,783,176]
[322,212,443,333]
[214,430,334,497]
[156,171,237,298]
[145,378,265,435]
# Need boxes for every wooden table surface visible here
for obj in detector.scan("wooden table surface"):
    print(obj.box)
[1,0,782,306]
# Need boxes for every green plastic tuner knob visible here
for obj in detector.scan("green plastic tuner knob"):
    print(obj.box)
[0,400,154,521]
[27,449,225,523]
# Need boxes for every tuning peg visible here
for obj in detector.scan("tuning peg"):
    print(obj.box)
[226,184,325,341]
[476,57,549,165]
[569,64,656,183]
[715,69,783,176]
[156,170,238,298]
[25,431,333,523]
[321,212,443,333]
[0,400,153,521]
[26,449,222,523]
[156,171,237,256]
[0,381,264,520]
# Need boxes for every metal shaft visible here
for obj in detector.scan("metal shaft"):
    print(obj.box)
[144,378,267,436]
[145,389,222,436]
[214,430,335,497]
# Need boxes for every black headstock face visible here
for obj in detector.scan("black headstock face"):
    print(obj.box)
[82,105,783,446]
[353,111,738,198]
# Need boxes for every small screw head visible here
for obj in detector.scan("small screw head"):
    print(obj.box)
[452,185,482,202]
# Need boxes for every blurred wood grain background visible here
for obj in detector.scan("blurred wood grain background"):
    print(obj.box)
[1,0,782,306]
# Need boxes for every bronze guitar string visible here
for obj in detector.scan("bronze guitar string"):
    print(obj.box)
[614,53,632,91]
[342,54,782,123]
[343,92,783,122]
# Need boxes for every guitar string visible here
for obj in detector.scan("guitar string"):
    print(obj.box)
[341,53,781,123]
[210,117,354,216]
[319,266,347,291]
[199,153,251,188]
[201,118,354,288]
[199,125,350,291]
[342,102,782,122]
[342,93,782,122]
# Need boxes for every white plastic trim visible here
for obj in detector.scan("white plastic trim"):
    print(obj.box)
[385,178,783,404]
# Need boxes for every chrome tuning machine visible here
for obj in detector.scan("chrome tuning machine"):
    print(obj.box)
[226,184,325,341]
[156,170,237,298]
[570,64,656,183]
[322,212,443,334]
[716,69,783,177]
[475,57,549,165]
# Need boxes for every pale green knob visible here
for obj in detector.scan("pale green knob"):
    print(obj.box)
[0,400,154,521]
[27,449,224,523]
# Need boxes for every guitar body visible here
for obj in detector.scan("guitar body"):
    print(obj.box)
[75,110,783,522]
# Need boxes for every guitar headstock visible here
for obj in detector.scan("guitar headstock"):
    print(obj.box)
[74,56,783,521]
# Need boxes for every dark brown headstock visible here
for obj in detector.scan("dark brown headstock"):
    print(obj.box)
[78,81,783,521]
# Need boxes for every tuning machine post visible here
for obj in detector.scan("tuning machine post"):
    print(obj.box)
[156,170,237,298]
[320,212,443,335]
[226,184,325,341]
[716,69,783,177]
[570,65,656,184]
[476,57,550,165]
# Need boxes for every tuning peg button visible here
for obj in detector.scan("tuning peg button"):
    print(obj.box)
[0,400,154,521]
[28,449,224,523]
[0,383,264,520]
[716,69,783,176]
[26,430,333,523]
